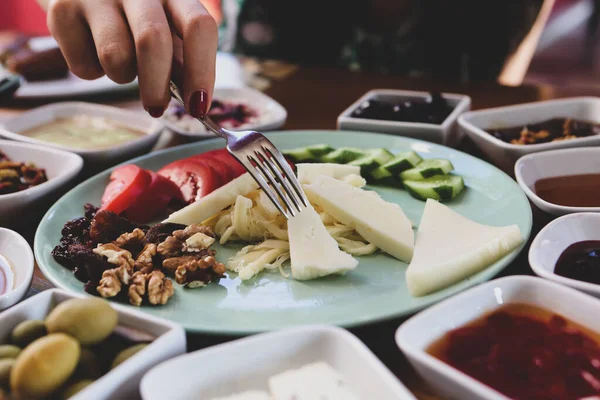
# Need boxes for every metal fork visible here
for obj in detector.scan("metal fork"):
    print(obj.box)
[169,80,308,220]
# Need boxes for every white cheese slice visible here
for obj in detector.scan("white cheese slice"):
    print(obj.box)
[164,173,258,225]
[406,199,524,297]
[288,204,358,280]
[268,362,361,400]
[304,175,414,262]
[296,163,361,184]
[210,390,272,400]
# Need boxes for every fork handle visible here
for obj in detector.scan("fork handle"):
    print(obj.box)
[169,57,228,140]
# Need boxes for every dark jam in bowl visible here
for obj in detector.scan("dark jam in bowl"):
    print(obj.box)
[488,118,600,145]
[427,303,600,400]
[350,92,454,125]
[555,241,600,285]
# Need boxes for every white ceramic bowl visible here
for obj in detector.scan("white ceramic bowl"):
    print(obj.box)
[515,147,600,216]
[0,288,186,400]
[161,87,287,138]
[529,212,600,297]
[0,228,34,310]
[0,139,83,227]
[0,102,164,166]
[395,275,600,400]
[458,97,600,172]
[141,325,416,400]
[337,89,471,146]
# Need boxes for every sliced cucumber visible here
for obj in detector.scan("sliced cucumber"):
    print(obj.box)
[321,147,367,164]
[282,147,315,163]
[404,175,465,202]
[370,151,423,181]
[348,148,394,175]
[306,144,335,157]
[400,159,454,181]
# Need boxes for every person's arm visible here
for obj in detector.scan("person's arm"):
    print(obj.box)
[36,0,218,118]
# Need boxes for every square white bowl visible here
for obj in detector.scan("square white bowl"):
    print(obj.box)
[395,275,600,400]
[161,87,287,138]
[140,325,416,400]
[0,102,164,166]
[529,212,600,297]
[458,97,600,172]
[0,289,186,400]
[337,89,471,146]
[515,147,600,216]
[0,139,83,227]
[0,228,34,310]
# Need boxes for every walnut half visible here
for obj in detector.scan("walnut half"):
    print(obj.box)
[127,269,174,306]
[93,243,134,285]
[175,255,225,288]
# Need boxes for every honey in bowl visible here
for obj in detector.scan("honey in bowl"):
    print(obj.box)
[427,303,600,399]
[534,174,600,207]
[0,254,15,295]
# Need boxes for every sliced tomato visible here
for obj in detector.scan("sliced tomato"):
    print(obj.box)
[101,165,151,214]
[158,160,220,203]
[124,172,183,223]
[197,149,246,178]
[190,154,233,183]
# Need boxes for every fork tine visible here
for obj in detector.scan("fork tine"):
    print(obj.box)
[256,148,303,212]
[246,154,294,219]
[254,150,301,215]
[263,146,309,207]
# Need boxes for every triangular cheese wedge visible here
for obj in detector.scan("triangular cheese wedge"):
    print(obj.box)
[288,204,358,280]
[304,175,414,262]
[406,199,524,296]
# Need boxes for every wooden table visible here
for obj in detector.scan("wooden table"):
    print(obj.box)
[2,65,599,399]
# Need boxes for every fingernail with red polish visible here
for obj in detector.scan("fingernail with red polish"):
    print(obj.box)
[189,90,208,118]
[148,106,164,118]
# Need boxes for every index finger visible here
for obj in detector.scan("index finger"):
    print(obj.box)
[166,0,218,118]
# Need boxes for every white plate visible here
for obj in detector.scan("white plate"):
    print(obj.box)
[0,288,186,400]
[458,96,600,172]
[141,325,416,400]
[161,87,287,138]
[529,212,600,297]
[337,89,471,146]
[12,37,245,99]
[0,139,83,227]
[0,228,34,310]
[396,275,600,400]
[0,102,164,166]
[515,147,600,216]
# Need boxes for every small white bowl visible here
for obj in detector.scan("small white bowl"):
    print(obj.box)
[395,275,600,400]
[337,89,471,146]
[515,147,600,216]
[0,288,186,400]
[0,139,83,227]
[141,325,416,400]
[0,102,164,166]
[458,97,600,172]
[529,212,600,297]
[0,228,34,310]
[161,87,287,138]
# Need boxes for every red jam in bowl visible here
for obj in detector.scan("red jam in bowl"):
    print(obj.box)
[427,304,600,400]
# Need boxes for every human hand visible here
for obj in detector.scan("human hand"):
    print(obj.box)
[39,0,218,118]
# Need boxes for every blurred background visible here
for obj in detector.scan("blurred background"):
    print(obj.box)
[1,0,597,90]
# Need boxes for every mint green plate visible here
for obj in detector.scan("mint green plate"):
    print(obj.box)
[35,130,532,334]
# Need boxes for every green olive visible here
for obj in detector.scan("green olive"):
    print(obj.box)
[111,343,148,370]
[73,349,101,380]
[0,345,21,360]
[60,379,94,399]
[46,298,118,346]
[0,359,13,389]
[10,333,80,398]
[10,320,47,348]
